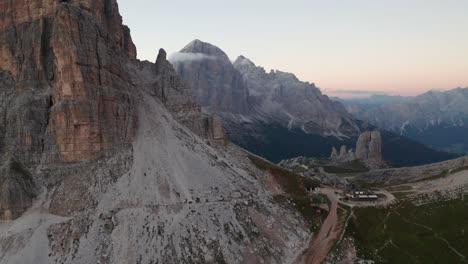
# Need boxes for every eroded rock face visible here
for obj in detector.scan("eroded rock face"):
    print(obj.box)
[339,145,348,156]
[331,147,338,158]
[203,115,227,145]
[330,131,384,168]
[0,156,36,221]
[171,40,251,114]
[132,47,229,145]
[0,0,138,163]
[233,55,359,136]
[127,48,228,143]
[355,131,384,165]
[330,145,356,163]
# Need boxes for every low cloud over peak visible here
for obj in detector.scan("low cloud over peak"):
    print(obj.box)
[168,52,216,63]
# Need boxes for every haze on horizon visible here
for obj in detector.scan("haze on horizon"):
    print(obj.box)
[119,0,468,98]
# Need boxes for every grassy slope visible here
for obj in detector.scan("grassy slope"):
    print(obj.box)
[348,199,468,263]
[248,155,326,231]
[323,160,369,174]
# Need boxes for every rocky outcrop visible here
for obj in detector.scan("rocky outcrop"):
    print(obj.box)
[0,156,36,221]
[355,131,384,165]
[330,131,385,168]
[171,40,251,114]
[129,48,204,133]
[128,48,228,145]
[330,145,356,163]
[202,115,227,145]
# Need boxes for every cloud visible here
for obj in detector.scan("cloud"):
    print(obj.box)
[329,89,389,96]
[324,89,391,99]
[168,52,216,63]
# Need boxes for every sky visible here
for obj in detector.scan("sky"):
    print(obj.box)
[119,0,468,98]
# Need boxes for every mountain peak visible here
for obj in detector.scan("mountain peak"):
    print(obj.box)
[233,55,256,68]
[181,39,229,58]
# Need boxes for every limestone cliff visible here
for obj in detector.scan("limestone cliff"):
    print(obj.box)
[171,39,251,114]
[233,55,359,136]
[330,145,356,163]
[330,131,385,168]
[355,131,384,166]
[128,48,227,144]
[0,0,138,163]
[202,115,227,145]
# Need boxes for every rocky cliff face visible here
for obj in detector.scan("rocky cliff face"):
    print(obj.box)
[330,131,385,168]
[355,131,384,166]
[233,55,359,136]
[171,40,359,136]
[330,145,356,163]
[0,1,309,263]
[171,40,251,114]
[202,115,227,145]
[0,0,138,163]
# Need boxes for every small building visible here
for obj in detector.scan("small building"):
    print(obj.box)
[345,190,378,201]
[304,181,321,193]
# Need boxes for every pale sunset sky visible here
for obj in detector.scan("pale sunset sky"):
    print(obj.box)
[119,0,468,98]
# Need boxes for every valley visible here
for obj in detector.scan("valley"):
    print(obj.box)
[279,154,468,264]
[341,88,468,155]
[0,0,466,263]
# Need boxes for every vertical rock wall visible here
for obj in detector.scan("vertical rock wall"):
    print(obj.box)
[0,0,138,163]
[355,131,384,166]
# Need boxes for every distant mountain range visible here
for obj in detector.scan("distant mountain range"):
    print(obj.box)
[340,88,468,155]
[171,40,457,165]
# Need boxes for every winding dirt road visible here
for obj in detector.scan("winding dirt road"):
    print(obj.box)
[294,188,340,264]
[294,187,396,264]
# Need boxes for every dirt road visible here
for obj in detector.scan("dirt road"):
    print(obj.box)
[294,186,396,264]
[294,188,340,264]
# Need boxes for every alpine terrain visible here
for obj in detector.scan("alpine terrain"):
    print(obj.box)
[342,88,468,155]
[0,1,312,263]
[171,40,457,166]
[1,1,467,264]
